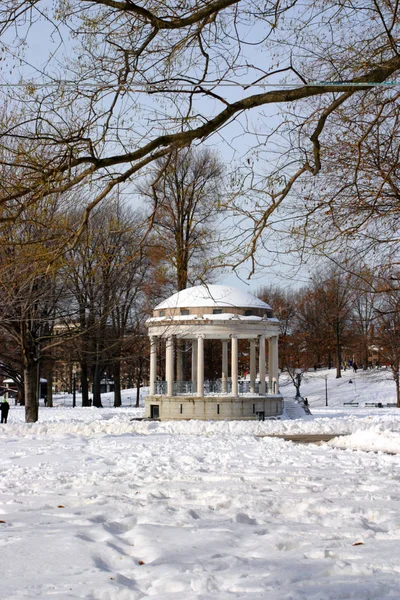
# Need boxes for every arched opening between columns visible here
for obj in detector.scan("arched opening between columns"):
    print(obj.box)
[148,334,279,399]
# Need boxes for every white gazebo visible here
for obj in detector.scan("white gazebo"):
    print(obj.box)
[145,284,282,420]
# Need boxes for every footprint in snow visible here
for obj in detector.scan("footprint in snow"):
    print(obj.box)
[235,512,258,525]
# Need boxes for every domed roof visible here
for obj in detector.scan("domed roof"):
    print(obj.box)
[155,284,271,310]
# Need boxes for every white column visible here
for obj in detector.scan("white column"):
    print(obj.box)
[221,340,228,393]
[259,335,266,395]
[250,339,256,394]
[197,335,204,397]
[231,335,238,397]
[149,336,157,395]
[271,335,279,394]
[191,340,198,391]
[268,337,273,394]
[166,336,174,397]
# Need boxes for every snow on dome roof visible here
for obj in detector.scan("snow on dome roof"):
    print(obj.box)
[155,284,271,310]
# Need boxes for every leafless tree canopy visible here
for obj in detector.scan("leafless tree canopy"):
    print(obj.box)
[0,1,399,262]
[280,88,400,266]
[140,147,224,290]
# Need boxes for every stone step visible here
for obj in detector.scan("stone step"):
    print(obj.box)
[283,398,311,419]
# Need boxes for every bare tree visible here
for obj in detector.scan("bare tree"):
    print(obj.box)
[141,147,224,290]
[63,198,152,407]
[0,200,65,422]
[0,331,24,403]
[258,283,298,368]
[374,276,400,407]
[0,0,399,270]
[307,269,354,378]
[289,90,400,265]
[141,147,224,381]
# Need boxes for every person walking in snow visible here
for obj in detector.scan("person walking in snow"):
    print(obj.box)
[1,399,10,423]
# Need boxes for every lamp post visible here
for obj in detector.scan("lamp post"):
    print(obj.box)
[72,367,76,408]
[324,374,328,406]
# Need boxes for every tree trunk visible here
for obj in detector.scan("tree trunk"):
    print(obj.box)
[135,383,140,407]
[135,379,141,408]
[46,365,54,407]
[79,305,91,407]
[92,363,103,408]
[81,361,90,406]
[135,358,143,408]
[364,340,369,370]
[335,321,342,379]
[396,370,400,409]
[113,362,121,407]
[24,360,39,423]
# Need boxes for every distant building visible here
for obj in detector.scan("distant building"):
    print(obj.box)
[2,377,47,399]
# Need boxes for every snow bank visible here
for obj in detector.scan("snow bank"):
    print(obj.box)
[328,430,400,454]
[2,407,400,441]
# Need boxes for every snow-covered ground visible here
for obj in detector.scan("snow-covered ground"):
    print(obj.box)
[1,368,400,599]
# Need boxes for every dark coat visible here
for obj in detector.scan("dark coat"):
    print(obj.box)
[1,401,10,416]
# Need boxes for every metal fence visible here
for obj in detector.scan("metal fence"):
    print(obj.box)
[154,380,265,396]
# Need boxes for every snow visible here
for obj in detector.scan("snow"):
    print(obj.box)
[147,313,274,323]
[1,368,400,599]
[154,285,272,310]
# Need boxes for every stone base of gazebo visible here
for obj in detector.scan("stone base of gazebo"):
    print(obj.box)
[146,395,283,420]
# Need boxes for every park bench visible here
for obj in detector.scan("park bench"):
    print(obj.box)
[343,402,359,407]
[365,402,383,408]
[386,403,397,407]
